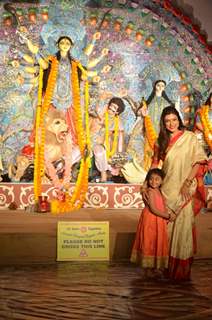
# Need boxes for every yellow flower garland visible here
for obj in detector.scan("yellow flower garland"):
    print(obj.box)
[71,60,86,154]
[34,56,90,212]
[142,100,157,171]
[142,99,157,150]
[33,66,43,201]
[199,105,212,151]
[34,57,58,201]
[105,111,119,159]
[85,80,91,166]
[144,115,157,150]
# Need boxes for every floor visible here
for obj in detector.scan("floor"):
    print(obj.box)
[0,259,212,320]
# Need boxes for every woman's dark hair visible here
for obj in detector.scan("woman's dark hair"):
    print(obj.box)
[157,106,184,160]
[205,93,212,107]
[108,97,125,115]
[145,168,165,188]
[146,80,174,106]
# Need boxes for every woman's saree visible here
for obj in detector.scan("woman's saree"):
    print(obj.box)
[161,131,207,280]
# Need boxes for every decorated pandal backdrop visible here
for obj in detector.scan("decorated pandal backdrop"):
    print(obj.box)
[0,0,211,211]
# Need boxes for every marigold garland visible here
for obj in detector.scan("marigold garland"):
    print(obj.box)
[142,98,157,150]
[33,56,90,212]
[33,66,43,201]
[144,115,157,150]
[34,57,58,201]
[142,100,158,171]
[105,111,119,159]
[71,60,86,155]
[33,104,42,200]
[199,105,212,151]
[84,79,91,167]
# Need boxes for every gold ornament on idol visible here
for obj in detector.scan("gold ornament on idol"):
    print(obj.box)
[105,111,119,159]
[199,105,212,151]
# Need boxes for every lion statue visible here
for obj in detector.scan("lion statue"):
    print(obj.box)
[44,107,69,162]
[44,107,81,185]
[8,107,81,183]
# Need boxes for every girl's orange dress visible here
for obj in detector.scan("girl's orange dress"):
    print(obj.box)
[131,188,169,269]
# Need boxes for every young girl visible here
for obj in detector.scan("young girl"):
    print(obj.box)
[131,168,175,277]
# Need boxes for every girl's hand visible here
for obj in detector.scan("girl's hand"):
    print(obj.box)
[168,209,176,222]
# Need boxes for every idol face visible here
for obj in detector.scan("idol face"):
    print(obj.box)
[155,81,166,95]
[164,113,180,134]
[58,38,72,53]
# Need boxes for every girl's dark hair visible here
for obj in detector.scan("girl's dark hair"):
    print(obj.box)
[145,168,165,187]
[146,80,174,106]
[157,106,184,160]
[108,97,125,115]
[205,93,212,107]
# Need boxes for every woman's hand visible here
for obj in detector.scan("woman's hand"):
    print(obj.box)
[180,180,191,202]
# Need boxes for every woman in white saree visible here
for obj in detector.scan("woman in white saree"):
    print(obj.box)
[152,106,207,280]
